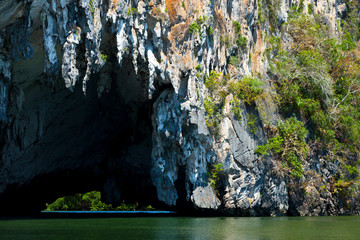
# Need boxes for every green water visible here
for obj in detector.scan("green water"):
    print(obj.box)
[0,216,359,239]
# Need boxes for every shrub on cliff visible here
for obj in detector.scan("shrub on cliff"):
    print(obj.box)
[264,4,360,185]
[208,163,224,196]
[256,117,308,178]
[203,68,264,136]
[229,76,264,105]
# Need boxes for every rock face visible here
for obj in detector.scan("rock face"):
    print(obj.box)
[0,0,359,215]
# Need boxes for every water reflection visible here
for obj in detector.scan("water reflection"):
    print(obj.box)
[0,216,360,239]
[143,216,360,240]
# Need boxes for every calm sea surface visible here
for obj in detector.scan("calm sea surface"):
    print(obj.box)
[0,216,360,240]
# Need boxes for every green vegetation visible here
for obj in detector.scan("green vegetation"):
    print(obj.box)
[190,22,201,35]
[203,70,227,135]
[265,35,281,58]
[100,52,108,63]
[257,0,263,24]
[207,26,214,36]
[259,1,360,183]
[202,2,360,197]
[272,10,360,148]
[232,21,247,49]
[206,26,214,46]
[181,1,185,9]
[220,35,231,48]
[257,0,281,29]
[205,70,222,93]
[189,16,209,40]
[308,3,314,15]
[231,97,242,120]
[256,117,308,178]
[229,76,264,105]
[45,191,155,211]
[126,7,138,16]
[247,114,259,135]
[229,56,240,67]
[204,95,223,135]
[89,0,95,14]
[208,163,224,196]
[195,64,203,79]
[201,67,264,135]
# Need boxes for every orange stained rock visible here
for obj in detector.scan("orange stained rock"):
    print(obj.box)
[251,23,264,74]
[165,0,181,23]
[169,21,188,40]
[109,0,119,11]
[214,8,226,35]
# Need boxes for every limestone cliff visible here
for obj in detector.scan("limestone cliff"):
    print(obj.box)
[0,0,359,216]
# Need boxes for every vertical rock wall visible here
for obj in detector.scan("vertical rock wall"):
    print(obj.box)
[0,0,357,215]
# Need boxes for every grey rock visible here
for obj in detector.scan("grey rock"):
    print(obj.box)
[0,0,357,216]
[191,185,221,209]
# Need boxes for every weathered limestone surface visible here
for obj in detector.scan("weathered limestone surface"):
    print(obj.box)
[0,0,357,215]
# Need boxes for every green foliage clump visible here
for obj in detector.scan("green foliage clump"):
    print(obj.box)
[195,64,203,79]
[340,32,357,51]
[343,165,359,180]
[189,16,209,39]
[257,0,264,24]
[204,97,215,117]
[333,178,360,206]
[202,69,264,135]
[203,71,227,135]
[208,163,224,196]
[205,70,222,93]
[196,15,207,25]
[45,191,112,211]
[247,114,259,135]
[255,135,284,155]
[89,0,95,13]
[189,22,200,35]
[257,0,281,29]
[207,26,214,36]
[204,97,223,135]
[206,26,214,46]
[45,191,141,211]
[269,9,360,163]
[181,1,185,9]
[265,36,281,58]
[127,7,138,16]
[256,117,308,178]
[231,97,242,120]
[307,3,313,15]
[229,56,240,67]
[220,35,231,48]
[341,1,360,43]
[229,76,264,105]
[232,21,247,49]
[273,48,333,112]
[100,52,108,63]
[116,201,137,211]
[255,0,360,200]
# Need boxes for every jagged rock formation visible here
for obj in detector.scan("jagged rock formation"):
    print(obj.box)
[0,0,359,216]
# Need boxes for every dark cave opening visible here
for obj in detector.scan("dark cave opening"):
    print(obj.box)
[174,166,194,213]
[0,35,168,215]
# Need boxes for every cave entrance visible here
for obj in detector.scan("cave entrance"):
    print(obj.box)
[0,32,162,215]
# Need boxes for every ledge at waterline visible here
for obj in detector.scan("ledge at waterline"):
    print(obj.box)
[41,211,177,218]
